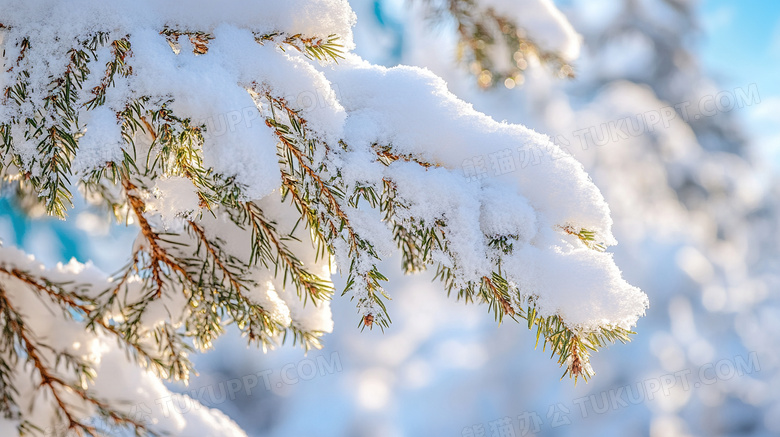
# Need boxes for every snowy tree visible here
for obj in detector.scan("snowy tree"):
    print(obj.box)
[309,0,780,436]
[415,0,581,88]
[0,1,648,435]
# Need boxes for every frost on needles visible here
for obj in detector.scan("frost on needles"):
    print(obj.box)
[0,0,647,435]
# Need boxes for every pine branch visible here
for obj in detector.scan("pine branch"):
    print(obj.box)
[372,144,631,381]
[561,225,607,252]
[255,32,344,62]
[0,22,642,433]
[0,281,152,437]
[421,0,574,88]
[240,202,334,304]
[373,144,441,169]
[2,33,136,217]
[123,178,191,298]
[263,93,391,329]
[85,36,133,109]
[184,219,292,350]
[0,263,173,395]
[161,28,213,55]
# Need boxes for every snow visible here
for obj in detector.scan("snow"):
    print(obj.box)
[0,0,356,45]
[508,237,648,331]
[143,176,200,230]
[327,59,616,243]
[320,57,647,329]
[0,0,651,434]
[72,106,126,175]
[127,26,283,200]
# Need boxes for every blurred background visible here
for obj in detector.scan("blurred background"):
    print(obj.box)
[2,1,779,436]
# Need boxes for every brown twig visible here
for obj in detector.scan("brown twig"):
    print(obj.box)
[374,147,440,169]
[265,94,359,252]
[122,177,191,298]
[482,276,515,316]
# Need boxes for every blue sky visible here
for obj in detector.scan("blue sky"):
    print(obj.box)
[699,0,780,167]
[699,0,780,94]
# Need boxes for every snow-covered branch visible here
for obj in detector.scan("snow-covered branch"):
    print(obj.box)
[0,0,646,434]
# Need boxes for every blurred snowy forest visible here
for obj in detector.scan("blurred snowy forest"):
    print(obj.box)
[1,0,777,436]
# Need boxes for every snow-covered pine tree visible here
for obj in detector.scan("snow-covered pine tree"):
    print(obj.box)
[367,0,779,435]
[0,1,647,435]
[417,0,581,88]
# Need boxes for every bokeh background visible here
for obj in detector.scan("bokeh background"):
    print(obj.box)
[2,1,779,436]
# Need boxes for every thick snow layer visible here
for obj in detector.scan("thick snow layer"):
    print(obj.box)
[0,0,356,46]
[506,230,649,331]
[326,57,616,244]
[322,56,647,330]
